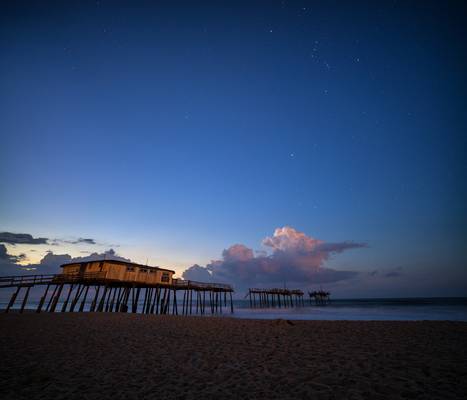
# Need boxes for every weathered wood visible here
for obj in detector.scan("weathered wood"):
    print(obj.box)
[1,271,235,317]
[131,287,141,313]
[70,284,85,312]
[97,285,109,312]
[5,286,21,313]
[189,289,193,315]
[182,290,187,315]
[61,284,74,312]
[202,290,206,315]
[155,287,162,314]
[108,287,118,312]
[19,286,31,313]
[172,289,178,315]
[79,285,90,312]
[90,285,101,312]
[119,287,129,312]
[49,283,64,313]
[36,284,50,313]
[150,287,158,314]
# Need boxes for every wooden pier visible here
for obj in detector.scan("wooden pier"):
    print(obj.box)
[309,289,330,305]
[0,273,234,315]
[247,288,305,308]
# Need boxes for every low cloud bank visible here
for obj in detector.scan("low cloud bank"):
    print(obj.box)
[0,232,48,245]
[0,231,100,247]
[183,226,366,291]
[0,245,129,275]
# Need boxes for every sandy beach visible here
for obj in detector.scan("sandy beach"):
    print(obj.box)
[0,313,466,399]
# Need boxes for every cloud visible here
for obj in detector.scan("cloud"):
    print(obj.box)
[0,232,100,247]
[262,226,323,253]
[384,267,404,278]
[0,246,131,275]
[50,237,98,245]
[0,232,48,245]
[0,244,25,264]
[62,238,97,245]
[181,264,212,281]
[183,226,366,291]
[0,244,29,274]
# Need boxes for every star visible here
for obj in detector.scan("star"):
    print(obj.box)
[290,153,295,158]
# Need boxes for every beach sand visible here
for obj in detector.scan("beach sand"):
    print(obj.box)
[0,313,466,399]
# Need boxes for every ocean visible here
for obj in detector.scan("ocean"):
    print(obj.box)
[230,298,467,321]
[2,296,467,321]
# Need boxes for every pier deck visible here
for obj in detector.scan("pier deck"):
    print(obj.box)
[0,273,234,315]
[247,288,305,308]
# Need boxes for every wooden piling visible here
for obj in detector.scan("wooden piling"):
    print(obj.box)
[49,283,64,313]
[19,286,31,313]
[5,286,21,313]
[36,283,50,313]
[90,285,100,312]
[61,284,74,312]
[79,285,90,312]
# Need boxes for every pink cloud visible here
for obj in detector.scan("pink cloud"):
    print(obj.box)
[183,226,366,290]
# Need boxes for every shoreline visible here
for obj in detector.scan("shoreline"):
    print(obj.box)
[1,313,466,399]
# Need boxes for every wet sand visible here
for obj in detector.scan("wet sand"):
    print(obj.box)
[0,313,466,399]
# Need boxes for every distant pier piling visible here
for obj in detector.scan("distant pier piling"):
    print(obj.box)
[309,290,330,305]
[247,288,304,308]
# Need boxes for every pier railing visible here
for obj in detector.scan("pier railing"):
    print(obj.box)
[53,272,108,283]
[0,274,56,288]
[249,288,304,295]
[0,272,109,288]
[1,273,234,315]
[172,279,233,291]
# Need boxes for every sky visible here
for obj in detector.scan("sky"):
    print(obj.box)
[1,1,466,298]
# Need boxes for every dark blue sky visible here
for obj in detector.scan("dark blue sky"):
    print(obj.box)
[1,1,466,296]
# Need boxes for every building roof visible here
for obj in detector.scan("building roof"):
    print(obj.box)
[60,259,175,274]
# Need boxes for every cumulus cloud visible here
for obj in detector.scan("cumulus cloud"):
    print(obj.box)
[183,226,366,290]
[0,244,29,274]
[0,232,48,245]
[0,246,131,275]
[262,226,323,253]
[0,244,25,264]
[181,264,212,281]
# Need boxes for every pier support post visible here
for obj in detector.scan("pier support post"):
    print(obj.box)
[37,284,50,313]
[90,285,101,312]
[172,289,178,315]
[97,285,109,312]
[45,285,59,312]
[5,286,21,313]
[79,286,90,312]
[70,285,84,312]
[131,287,141,313]
[49,283,64,313]
[19,286,31,313]
[61,284,74,312]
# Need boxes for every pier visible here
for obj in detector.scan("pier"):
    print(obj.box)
[0,260,234,315]
[247,288,305,308]
[309,289,330,305]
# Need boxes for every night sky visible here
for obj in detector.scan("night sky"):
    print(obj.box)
[1,1,466,297]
